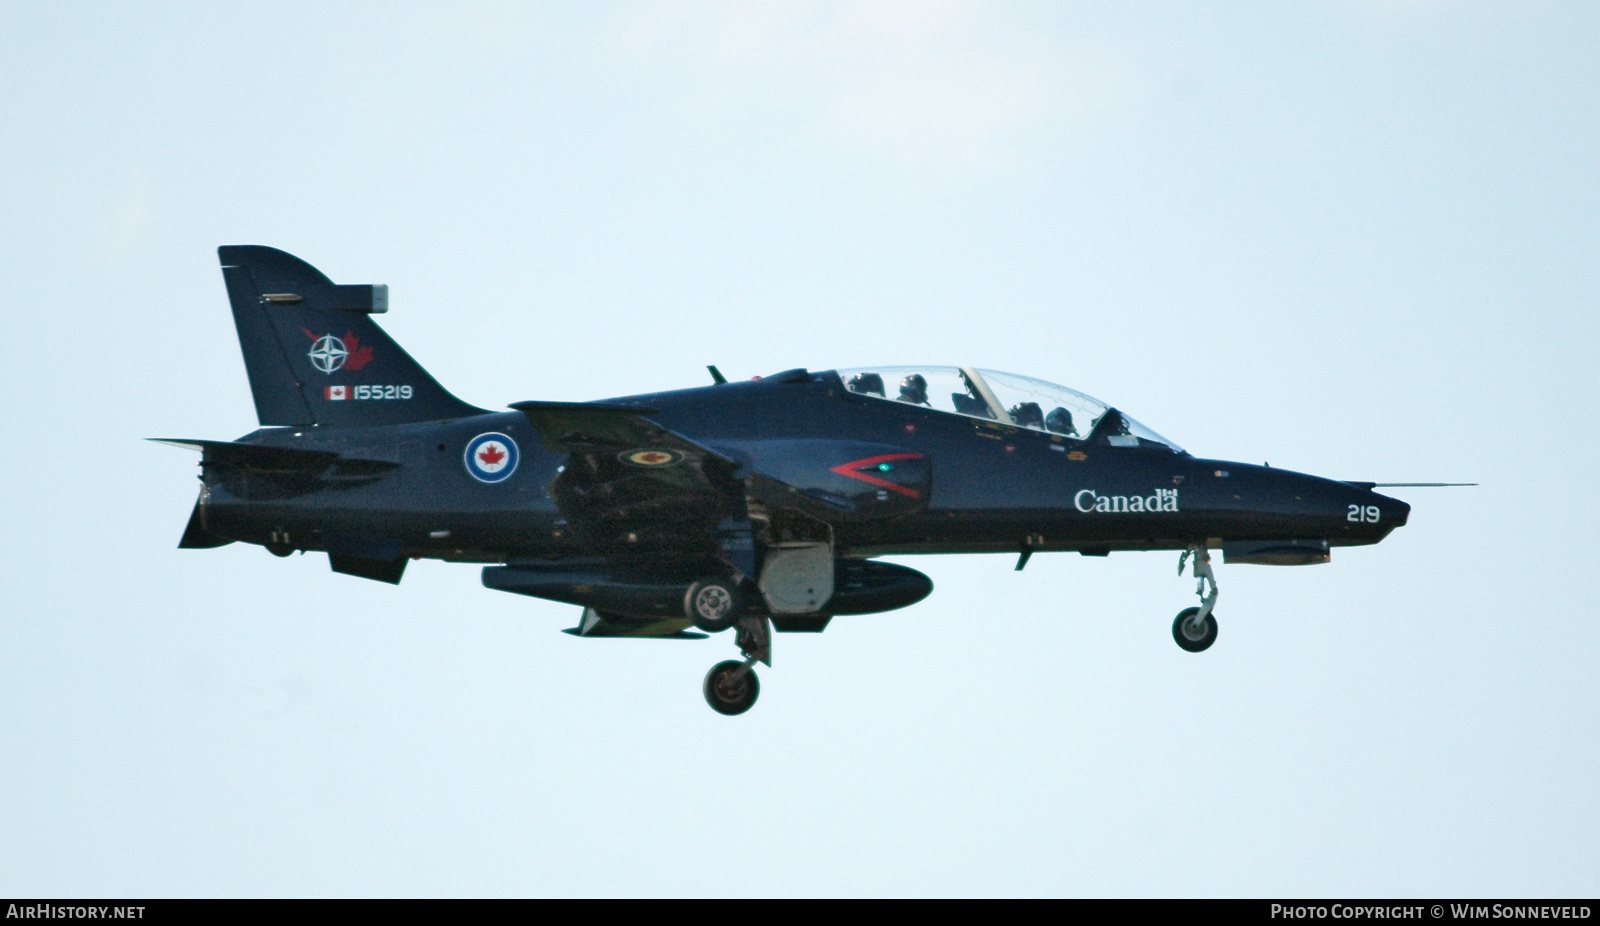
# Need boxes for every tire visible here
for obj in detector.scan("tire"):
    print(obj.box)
[685,577,743,632]
[703,660,760,716]
[1172,607,1218,653]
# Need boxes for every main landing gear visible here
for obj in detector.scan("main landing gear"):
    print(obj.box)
[684,570,775,715]
[685,576,744,633]
[704,659,759,715]
[1173,544,1219,653]
[700,611,773,716]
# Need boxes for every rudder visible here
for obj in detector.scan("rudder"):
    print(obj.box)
[219,245,484,427]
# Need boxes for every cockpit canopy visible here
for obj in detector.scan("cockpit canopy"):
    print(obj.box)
[836,366,1184,453]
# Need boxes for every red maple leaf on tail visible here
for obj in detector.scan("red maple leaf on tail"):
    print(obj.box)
[478,444,506,466]
[342,332,375,370]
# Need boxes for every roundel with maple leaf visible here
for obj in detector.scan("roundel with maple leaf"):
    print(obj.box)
[464,432,519,483]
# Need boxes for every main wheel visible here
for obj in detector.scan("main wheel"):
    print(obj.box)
[1172,607,1218,653]
[685,577,743,632]
[703,660,760,715]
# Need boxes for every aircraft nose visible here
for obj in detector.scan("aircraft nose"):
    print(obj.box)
[1360,490,1409,528]
[1339,485,1408,533]
[1379,493,1410,527]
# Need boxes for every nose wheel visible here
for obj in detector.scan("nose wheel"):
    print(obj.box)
[1174,544,1220,653]
[1172,607,1218,652]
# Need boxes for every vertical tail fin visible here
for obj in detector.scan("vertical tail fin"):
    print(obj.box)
[219,245,484,427]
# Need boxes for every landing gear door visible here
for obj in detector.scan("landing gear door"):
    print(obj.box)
[759,543,834,615]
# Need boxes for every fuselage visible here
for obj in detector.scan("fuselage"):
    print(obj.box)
[184,243,1425,712]
[198,371,1408,563]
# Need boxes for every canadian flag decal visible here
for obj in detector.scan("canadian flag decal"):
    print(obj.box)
[325,385,348,401]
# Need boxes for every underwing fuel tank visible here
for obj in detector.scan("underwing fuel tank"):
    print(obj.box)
[481,558,931,618]
[483,561,695,619]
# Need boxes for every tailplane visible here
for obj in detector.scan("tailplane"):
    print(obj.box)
[219,245,484,427]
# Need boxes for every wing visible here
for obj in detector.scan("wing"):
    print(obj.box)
[509,403,933,546]
[510,401,747,543]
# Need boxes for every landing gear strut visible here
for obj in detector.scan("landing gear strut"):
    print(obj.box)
[1173,544,1219,653]
[703,615,771,715]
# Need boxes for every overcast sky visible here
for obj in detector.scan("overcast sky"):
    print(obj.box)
[1,1,1596,897]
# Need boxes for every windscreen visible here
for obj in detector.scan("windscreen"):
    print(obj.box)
[976,369,1183,452]
[840,367,994,419]
[838,365,1184,453]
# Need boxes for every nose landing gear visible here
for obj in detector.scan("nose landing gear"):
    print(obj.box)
[1173,544,1219,652]
[702,615,772,715]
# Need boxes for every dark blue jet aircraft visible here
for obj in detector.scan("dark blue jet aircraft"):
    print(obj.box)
[160,246,1425,715]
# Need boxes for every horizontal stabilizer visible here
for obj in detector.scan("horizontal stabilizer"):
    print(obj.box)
[150,438,399,475]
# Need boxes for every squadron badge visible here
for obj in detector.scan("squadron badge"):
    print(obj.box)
[302,328,375,374]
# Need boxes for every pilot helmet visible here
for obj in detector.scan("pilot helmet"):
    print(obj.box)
[898,373,928,405]
[848,372,886,397]
[1045,406,1077,436]
[1011,402,1044,429]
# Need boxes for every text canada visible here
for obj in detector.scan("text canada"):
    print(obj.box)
[1074,487,1179,514]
